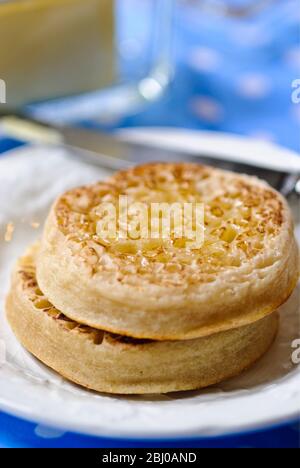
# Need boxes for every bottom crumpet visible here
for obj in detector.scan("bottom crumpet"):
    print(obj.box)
[6,245,279,395]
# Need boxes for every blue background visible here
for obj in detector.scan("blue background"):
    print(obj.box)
[121,0,300,153]
[0,0,299,448]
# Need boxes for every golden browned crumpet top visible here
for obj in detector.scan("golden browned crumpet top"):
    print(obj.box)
[36,163,299,340]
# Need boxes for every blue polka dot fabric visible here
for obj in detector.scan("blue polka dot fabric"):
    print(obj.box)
[0,412,299,448]
[119,0,300,153]
[0,0,299,448]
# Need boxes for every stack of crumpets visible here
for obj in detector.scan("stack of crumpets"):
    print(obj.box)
[6,163,299,394]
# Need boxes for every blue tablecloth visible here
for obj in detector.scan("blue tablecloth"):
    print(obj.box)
[0,411,299,448]
[0,0,299,448]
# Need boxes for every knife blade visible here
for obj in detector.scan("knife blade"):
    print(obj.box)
[1,114,299,197]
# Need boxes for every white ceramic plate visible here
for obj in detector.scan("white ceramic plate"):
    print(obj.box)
[0,129,299,440]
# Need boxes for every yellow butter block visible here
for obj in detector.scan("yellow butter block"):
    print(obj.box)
[0,0,115,107]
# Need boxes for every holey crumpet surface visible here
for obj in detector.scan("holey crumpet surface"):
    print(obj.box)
[6,245,279,395]
[36,163,299,340]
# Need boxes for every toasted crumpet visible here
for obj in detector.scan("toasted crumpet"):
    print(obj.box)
[36,163,299,340]
[7,245,279,394]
